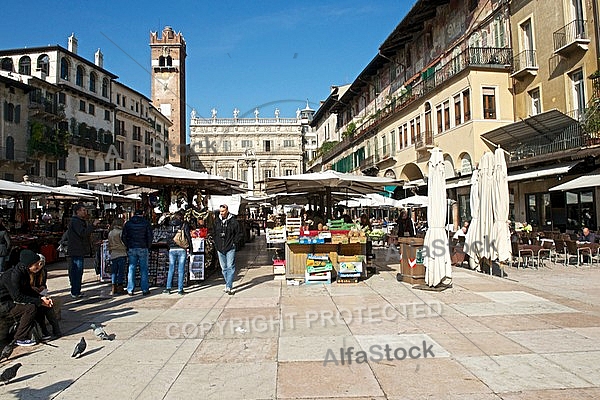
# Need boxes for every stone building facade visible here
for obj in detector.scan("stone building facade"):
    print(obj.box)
[189,106,313,192]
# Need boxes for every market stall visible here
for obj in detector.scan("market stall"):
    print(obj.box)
[77,164,244,287]
[263,171,402,284]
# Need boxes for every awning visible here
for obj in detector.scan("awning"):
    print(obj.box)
[445,176,472,189]
[549,170,600,191]
[481,109,578,151]
[507,162,579,182]
[403,179,426,189]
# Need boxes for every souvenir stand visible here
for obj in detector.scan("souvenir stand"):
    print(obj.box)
[76,164,244,289]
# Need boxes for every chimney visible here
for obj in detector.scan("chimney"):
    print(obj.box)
[95,48,103,68]
[68,33,78,54]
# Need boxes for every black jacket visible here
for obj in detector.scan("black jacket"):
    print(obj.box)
[167,219,192,250]
[122,216,153,250]
[0,263,42,306]
[213,213,242,253]
[67,216,95,257]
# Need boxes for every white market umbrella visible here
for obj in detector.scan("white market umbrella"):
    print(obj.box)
[469,152,495,271]
[77,164,244,195]
[424,148,452,288]
[465,169,480,270]
[0,179,53,197]
[265,170,402,196]
[398,195,429,208]
[491,147,511,263]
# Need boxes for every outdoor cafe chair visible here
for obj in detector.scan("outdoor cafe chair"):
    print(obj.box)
[511,241,535,269]
[564,240,592,267]
[537,239,553,267]
[553,239,567,265]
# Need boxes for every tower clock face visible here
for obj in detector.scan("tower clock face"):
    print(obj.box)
[156,75,173,91]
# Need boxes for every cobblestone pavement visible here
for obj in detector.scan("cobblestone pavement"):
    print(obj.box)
[1,238,600,399]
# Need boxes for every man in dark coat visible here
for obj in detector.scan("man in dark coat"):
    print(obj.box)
[66,204,99,298]
[122,210,153,296]
[213,204,243,294]
[0,250,54,346]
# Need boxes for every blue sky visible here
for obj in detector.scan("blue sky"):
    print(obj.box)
[2,1,412,121]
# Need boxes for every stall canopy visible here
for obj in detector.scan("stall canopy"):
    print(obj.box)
[265,170,403,196]
[549,170,600,192]
[76,164,244,195]
[0,179,53,197]
[21,182,96,200]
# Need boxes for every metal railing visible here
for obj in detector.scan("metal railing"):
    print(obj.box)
[507,113,598,162]
[415,130,434,150]
[553,19,588,52]
[512,49,537,72]
[323,46,512,163]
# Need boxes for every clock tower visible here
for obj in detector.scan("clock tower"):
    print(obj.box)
[150,26,187,165]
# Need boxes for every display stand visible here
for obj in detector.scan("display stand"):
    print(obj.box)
[285,242,366,280]
[398,237,425,284]
[189,237,205,281]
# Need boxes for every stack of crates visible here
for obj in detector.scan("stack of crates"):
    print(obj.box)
[305,253,333,284]
[286,217,302,243]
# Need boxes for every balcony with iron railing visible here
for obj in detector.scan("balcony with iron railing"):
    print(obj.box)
[511,49,538,79]
[415,130,435,152]
[322,46,512,164]
[508,109,600,164]
[553,19,590,55]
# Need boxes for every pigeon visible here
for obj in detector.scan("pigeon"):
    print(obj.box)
[72,337,86,358]
[0,363,21,385]
[0,342,15,362]
[90,323,112,341]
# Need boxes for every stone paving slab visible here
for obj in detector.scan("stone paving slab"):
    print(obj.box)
[2,239,600,398]
[457,353,593,392]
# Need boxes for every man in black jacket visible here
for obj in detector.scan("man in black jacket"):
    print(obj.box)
[122,210,153,296]
[0,250,54,346]
[67,204,99,298]
[213,204,242,294]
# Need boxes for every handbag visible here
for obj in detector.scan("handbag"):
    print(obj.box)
[173,229,189,248]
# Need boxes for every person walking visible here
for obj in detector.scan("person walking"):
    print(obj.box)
[213,204,242,295]
[0,220,11,272]
[67,204,99,299]
[164,211,192,295]
[0,250,55,346]
[122,210,153,296]
[107,218,127,295]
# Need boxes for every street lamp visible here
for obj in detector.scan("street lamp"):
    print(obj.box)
[244,148,257,195]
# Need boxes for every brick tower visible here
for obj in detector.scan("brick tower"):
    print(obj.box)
[150,26,186,166]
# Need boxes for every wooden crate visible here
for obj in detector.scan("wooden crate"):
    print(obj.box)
[286,243,312,277]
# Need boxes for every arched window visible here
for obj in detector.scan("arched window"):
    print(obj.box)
[166,56,173,66]
[76,65,84,86]
[18,56,31,75]
[158,56,165,66]
[60,57,70,80]
[89,72,97,92]
[3,102,14,122]
[5,136,15,160]
[37,54,50,75]
[1,57,13,71]
[101,78,109,97]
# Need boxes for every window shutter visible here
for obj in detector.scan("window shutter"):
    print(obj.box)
[14,105,20,123]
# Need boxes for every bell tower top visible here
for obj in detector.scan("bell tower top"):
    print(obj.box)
[150,26,187,166]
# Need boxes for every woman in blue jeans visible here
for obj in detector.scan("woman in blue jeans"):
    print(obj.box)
[164,211,191,295]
